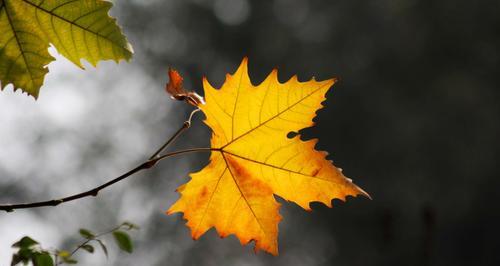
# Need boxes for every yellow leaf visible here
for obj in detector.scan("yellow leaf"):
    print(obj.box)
[168,58,369,255]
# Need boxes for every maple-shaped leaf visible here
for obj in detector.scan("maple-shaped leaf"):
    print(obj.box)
[0,0,133,98]
[168,58,369,255]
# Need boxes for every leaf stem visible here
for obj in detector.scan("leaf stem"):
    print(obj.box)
[149,108,200,160]
[69,226,118,260]
[55,223,126,265]
[65,239,92,263]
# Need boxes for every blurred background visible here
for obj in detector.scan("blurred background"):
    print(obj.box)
[1,0,499,265]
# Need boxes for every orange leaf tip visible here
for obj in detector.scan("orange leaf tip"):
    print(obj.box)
[165,68,205,107]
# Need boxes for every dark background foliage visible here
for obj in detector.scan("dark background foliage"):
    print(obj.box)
[1,0,499,265]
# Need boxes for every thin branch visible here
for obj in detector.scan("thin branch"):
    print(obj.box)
[149,108,200,160]
[0,148,218,212]
[55,223,127,265]
[65,239,92,263]
[67,225,119,260]
[0,108,209,212]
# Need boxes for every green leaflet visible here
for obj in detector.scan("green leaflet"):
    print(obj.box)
[0,0,133,98]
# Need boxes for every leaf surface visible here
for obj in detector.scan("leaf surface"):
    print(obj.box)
[168,58,369,255]
[112,231,133,253]
[0,0,133,98]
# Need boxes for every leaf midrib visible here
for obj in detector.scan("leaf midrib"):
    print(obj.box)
[221,152,268,238]
[223,150,340,183]
[19,0,131,51]
[3,1,36,91]
[220,81,330,150]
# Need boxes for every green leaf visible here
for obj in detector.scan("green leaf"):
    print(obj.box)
[10,254,24,266]
[17,248,34,261]
[12,236,38,248]
[81,244,94,253]
[32,252,54,266]
[96,240,108,258]
[0,0,133,98]
[112,231,133,253]
[79,229,95,239]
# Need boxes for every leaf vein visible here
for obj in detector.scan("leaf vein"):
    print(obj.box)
[193,166,227,235]
[221,82,330,149]
[222,152,268,237]
[224,151,335,183]
[20,0,130,51]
